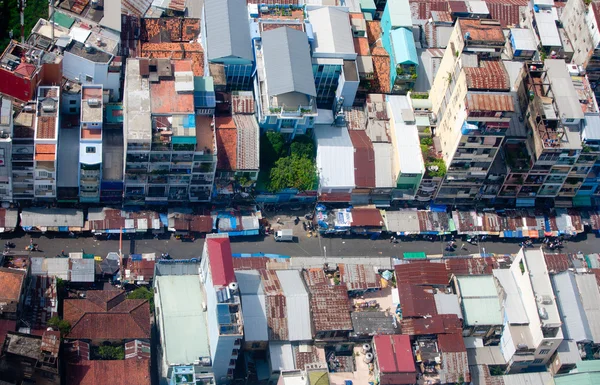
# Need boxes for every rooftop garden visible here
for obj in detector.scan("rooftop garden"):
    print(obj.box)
[420,137,446,178]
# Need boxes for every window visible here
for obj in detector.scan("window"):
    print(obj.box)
[532,359,544,364]
[538,349,551,355]
[565,118,575,123]
[86,147,96,154]
[69,107,77,113]
[251,342,261,349]
[70,99,76,104]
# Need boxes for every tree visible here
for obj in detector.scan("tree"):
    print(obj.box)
[127,286,154,313]
[290,135,315,159]
[260,132,287,169]
[95,345,125,360]
[269,154,316,192]
[47,316,71,336]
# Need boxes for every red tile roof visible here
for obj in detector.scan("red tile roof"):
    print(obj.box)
[207,237,236,286]
[351,208,383,227]
[465,61,509,91]
[374,334,416,374]
[353,37,370,56]
[140,42,204,76]
[36,116,57,139]
[395,261,449,286]
[67,359,150,385]
[150,78,195,114]
[63,290,150,340]
[348,130,376,188]
[458,19,505,43]
[216,118,238,171]
[0,267,25,303]
[398,285,438,318]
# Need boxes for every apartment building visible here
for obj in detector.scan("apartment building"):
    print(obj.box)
[307,6,359,110]
[11,107,36,201]
[386,95,424,199]
[202,0,254,92]
[507,60,588,207]
[493,248,563,373]
[33,86,60,201]
[0,96,13,203]
[253,26,318,134]
[123,58,217,205]
[78,85,103,203]
[380,0,418,93]
[200,234,243,383]
[429,19,511,204]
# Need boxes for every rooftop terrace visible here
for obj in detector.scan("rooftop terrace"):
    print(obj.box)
[35,86,60,141]
[81,86,103,124]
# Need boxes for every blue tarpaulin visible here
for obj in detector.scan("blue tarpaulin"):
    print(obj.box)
[160,213,168,227]
[429,204,447,213]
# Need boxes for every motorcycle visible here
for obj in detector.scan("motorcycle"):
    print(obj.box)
[4,242,14,248]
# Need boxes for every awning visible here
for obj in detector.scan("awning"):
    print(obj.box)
[403,252,427,260]
[573,195,592,207]
[516,198,536,207]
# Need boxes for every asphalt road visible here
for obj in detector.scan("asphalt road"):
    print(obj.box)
[3,229,599,259]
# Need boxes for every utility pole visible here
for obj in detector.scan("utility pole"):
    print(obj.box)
[19,0,26,43]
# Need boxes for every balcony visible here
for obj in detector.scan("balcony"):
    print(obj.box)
[35,189,55,197]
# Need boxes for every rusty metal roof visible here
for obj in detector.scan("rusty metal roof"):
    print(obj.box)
[466,92,514,112]
[398,285,438,318]
[304,268,328,287]
[543,253,572,273]
[445,257,499,275]
[351,208,384,228]
[439,351,471,384]
[395,261,449,286]
[308,284,353,333]
[340,264,381,291]
[437,333,466,353]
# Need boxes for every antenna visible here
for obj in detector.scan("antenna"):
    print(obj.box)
[19,0,26,44]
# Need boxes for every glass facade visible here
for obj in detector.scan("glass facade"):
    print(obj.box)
[313,64,341,109]
[225,64,253,91]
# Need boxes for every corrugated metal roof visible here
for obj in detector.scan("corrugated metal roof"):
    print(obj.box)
[206,237,236,287]
[387,95,424,175]
[21,208,84,228]
[398,285,438,318]
[575,273,600,344]
[438,332,466,353]
[583,114,600,141]
[384,209,421,233]
[395,261,448,286]
[308,7,356,57]
[234,114,260,171]
[390,27,418,66]
[439,351,470,384]
[275,270,312,341]
[46,258,70,280]
[339,264,381,291]
[69,259,95,283]
[350,208,384,227]
[456,275,502,326]
[314,125,355,189]
[372,142,394,188]
[269,342,295,372]
[348,130,376,188]
[503,372,555,385]
[388,0,412,28]
[262,27,316,97]
[434,293,462,319]
[466,92,514,112]
[535,9,561,47]
[204,0,253,62]
[445,257,499,275]
[374,334,416,374]
[235,270,268,342]
[307,282,353,332]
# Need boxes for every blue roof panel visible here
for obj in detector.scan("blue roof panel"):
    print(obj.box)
[391,28,418,66]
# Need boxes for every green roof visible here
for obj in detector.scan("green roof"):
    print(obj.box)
[555,361,600,385]
[52,12,75,29]
[457,275,503,326]
[403,252,426,260]
[359,0,376,11]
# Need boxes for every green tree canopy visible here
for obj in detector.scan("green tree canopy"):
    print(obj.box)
[290,135,315,159]
[48,316,71,336]
[127,286,155,313]
[95,345,125,360]
[260,131,287,169]
[269,154,316,192]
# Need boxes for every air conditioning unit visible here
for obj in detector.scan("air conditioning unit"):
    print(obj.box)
[87,98,100,107]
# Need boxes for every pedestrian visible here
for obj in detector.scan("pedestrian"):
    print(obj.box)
[461,243,466,250]
[390,236,394,243]
[61,250,65,256]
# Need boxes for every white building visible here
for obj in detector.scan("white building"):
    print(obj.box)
[314,124,355,194]
[200,234,243,383]
[493,248,563,373]
[33,86,60,201]
[78,85,104,203]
